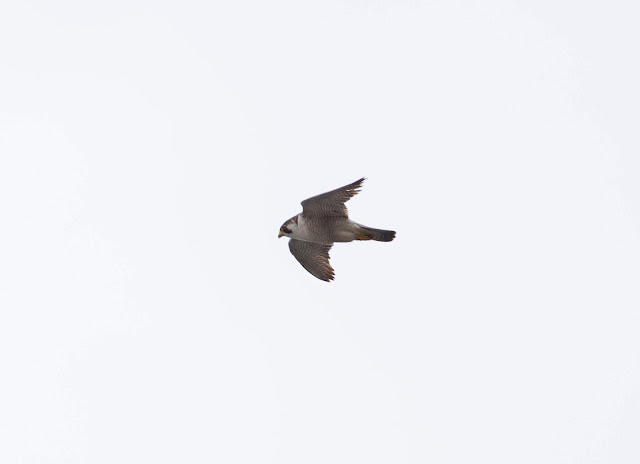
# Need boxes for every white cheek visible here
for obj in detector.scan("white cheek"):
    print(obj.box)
[290,216,310,240]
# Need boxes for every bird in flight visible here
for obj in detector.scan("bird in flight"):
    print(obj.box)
[278,177,395,281]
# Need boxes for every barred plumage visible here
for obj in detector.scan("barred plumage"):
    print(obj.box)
[279,178,395,282]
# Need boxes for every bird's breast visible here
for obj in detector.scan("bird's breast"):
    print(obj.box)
[289,215,315,242]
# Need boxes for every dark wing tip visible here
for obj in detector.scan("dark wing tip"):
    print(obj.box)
[346,177,366,196]
[316,269,335,282]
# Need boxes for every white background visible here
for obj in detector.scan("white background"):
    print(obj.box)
[1,1,639,462]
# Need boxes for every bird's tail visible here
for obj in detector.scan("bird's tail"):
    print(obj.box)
[355,225,396,242]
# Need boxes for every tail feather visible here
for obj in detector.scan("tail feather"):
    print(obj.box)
[357,225,396,242]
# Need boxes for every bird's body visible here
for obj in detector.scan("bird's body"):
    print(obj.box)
[287,215,358,243]
[278,178,395,281]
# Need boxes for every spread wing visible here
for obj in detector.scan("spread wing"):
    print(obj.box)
[288,239,335,282]
[301,177,365,218]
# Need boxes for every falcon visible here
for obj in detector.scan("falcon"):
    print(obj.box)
[278,177,395,281]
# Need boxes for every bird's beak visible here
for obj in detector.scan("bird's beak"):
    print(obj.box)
[278,230,284,238]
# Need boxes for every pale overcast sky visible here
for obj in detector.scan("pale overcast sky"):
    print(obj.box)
[1,1,639,463]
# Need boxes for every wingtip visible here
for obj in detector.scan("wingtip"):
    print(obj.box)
[321,271,335,282]
[351,177,366,190]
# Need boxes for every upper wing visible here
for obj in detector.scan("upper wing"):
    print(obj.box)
[288,239,335,282]
[301,177,365,218]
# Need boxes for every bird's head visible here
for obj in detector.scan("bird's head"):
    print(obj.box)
[278,215,298,238]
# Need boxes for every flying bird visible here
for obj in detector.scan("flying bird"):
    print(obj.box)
[278,177,395,281]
